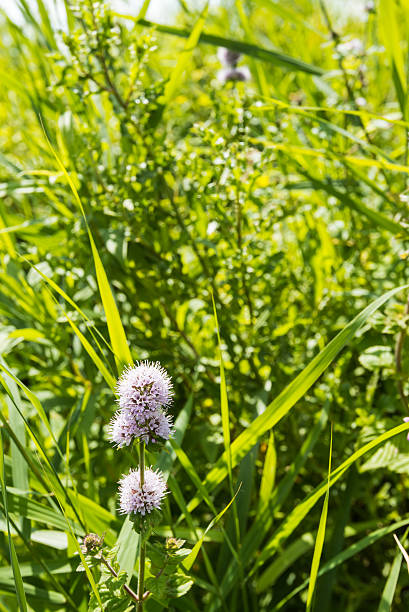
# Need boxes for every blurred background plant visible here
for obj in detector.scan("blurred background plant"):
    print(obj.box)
[1,0,409,610]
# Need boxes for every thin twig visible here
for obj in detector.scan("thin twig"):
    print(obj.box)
[101,556,141,603]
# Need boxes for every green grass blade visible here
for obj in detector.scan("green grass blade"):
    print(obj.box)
[188,284,409,513]
[0,359,29,538]
[182,486,241,572]
[306,426,332,611]
[0,431,27,612]
[4,488,84,535]
[64,314,116,390]
[156,392,194,480]
[256,421,409,575]
[378,0,407,117]
[164,4,208,104]
[220,404,328,600]
[116,15,324,75]
[0,363,60,453]
[273,516,409,609]
[257,430,276,516]
[42,127,132,371]
[211,292,233,491]
[21,256,115,359]
[377,552,402,612]
[256,534,314,593]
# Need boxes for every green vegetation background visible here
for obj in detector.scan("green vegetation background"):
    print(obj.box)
[1,0,409,610]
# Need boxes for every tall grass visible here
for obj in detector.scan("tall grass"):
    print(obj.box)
[0,0,409,610]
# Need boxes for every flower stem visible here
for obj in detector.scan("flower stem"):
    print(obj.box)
[137,441,146,611]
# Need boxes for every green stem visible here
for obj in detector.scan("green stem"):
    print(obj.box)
[137,441,146,611]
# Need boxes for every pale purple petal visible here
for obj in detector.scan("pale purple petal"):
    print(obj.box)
[109,408,174,447]
[118,467,167,515]
[116,361,173,416]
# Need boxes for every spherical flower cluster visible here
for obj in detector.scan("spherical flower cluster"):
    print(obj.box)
[117,361,173,417]
[217,47,241,68]
[109,361,174,448]
[109,408,173,447]
[217,46,250,83]
[109,360,173,517]
[118,467,167,515]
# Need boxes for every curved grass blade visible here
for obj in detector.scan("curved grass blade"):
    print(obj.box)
[306,426,332,611]
[41,125,132,371]
[0,431,27,612]
[220,403,329,600]
[20,256,115,360]
[64,314,116,391]
[116,15,324,75]
[273,515,409,609]
[156,391,194,480]
[256,421,409,577]
[211,291,233,495]
[0,362,61,455]
[164,4,208,104]
[187,284,409,514]
[377,552,402,612]
[393,533,409,572]
[182,485,241,572]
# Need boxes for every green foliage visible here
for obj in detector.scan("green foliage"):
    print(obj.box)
[1,0,409,610]
[86,547,134,612]
[145,538,193,603]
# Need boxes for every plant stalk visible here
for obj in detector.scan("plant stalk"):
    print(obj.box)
[137,441,146,611]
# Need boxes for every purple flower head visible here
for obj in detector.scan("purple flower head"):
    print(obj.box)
[404,417,409,441]
[109,408,174,447]
[217,66,251,83]
[217,47,241,67]
[118,467,167,515]
[116,361,173,419]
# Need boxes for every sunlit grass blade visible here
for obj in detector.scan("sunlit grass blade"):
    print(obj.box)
[273,516,409,609]
[393,533,409,572]
[0,430,27,612]
[378,0,407,117]
[168,474,221,599]
[21,256,114,358]
[211,292,233,492]
[255,421,409,576]
[256,534,314,593]
[220,404,329,599]
[305,426,332,611]
[116,15,324,75]
[257,430,276,516]
[156,392,194,480]
[41,126,132,371]
[0,362,60,453]
[4,487,84,535]
[1,358,30,538]
[187,284,409,514]
[182,485,241,572]
[164,4,208,104]
[377,551,402,612]
[64,313,116,390]
[313,468,357,610]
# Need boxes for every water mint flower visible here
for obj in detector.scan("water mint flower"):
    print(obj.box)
[217,66,251,83]
[109,408,173,447]
[118,467,167,515]
[116,361,173,418]
[217,47,241,67]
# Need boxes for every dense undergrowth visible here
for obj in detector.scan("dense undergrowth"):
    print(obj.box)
[1,0,409,610]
